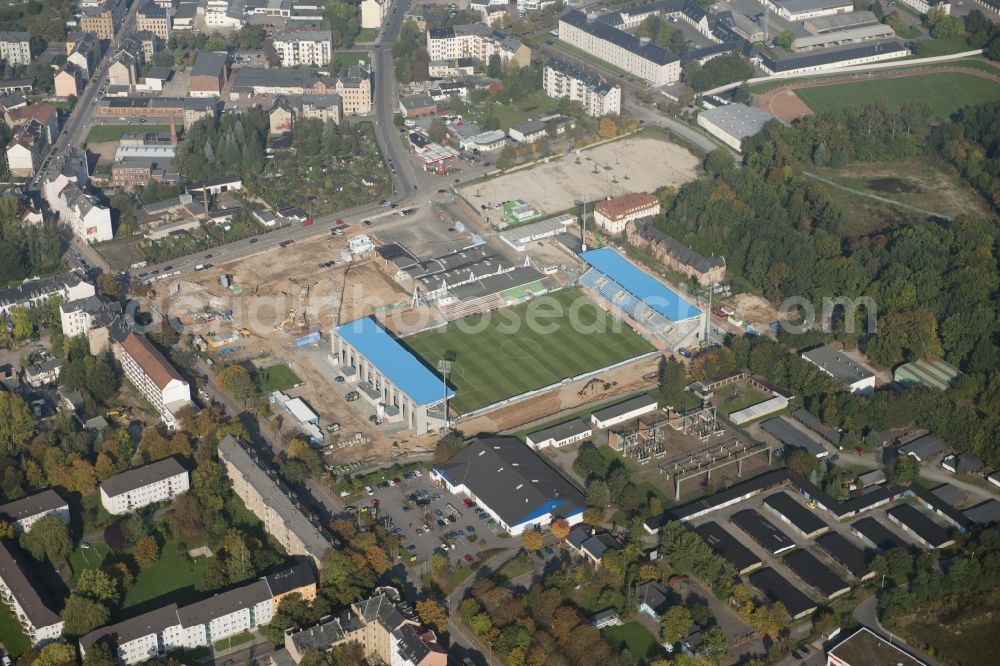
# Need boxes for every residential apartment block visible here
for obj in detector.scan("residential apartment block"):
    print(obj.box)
[594,192,661,235]
[0,32,33,66]
[0,489,70,534]
[189,51,229,97]
[0,541,64,645]
[80,0,127,40]
[43,148,114,243]
[136,1,171,41]
[273,30,333,67]
[361,0,391,29]
[115,333,192,428]
[426,23,531,68]
[100,457,190,515]
[284,588,447,666]
[0,268,94,317]
[559,10,680,85]
[320,64,372,115]
[543,58,621,118]
[5,120,47,177]
[80,564,316,664]
[218,435,337,566]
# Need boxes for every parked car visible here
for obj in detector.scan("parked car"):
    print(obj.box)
[464,554,474,563]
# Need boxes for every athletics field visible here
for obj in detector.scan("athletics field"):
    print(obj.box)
[794,72,1000,119]
[404,289,655,414]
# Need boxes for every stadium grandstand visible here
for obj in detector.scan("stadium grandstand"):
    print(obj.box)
[579,247,704,350]
[376,242,549,320]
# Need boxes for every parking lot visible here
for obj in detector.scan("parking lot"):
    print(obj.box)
[364,472,512,570]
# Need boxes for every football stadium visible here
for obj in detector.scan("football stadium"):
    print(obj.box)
[404,288,656,414]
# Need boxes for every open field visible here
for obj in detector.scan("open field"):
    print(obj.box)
[459,133,699,216]
[0,602,29,657]
[404,288,655,414]
[255,364,301,393]
[86,124,170,143]
[794,72,1000,119]
[329,51,370,70]
[122,539,212,612]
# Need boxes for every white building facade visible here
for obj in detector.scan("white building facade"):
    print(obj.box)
[116,333,192,428]
[273,30,333,67]
[543,59,621,117]
[99,458,190,515]
[361,0,391,29]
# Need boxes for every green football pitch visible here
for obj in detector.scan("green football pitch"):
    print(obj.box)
[794,72,1000,119]
[404,288,655,414]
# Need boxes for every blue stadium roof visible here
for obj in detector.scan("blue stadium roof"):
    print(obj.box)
[335,317,454,406]
[580,248,702,322]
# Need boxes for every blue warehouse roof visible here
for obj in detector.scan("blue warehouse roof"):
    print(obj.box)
[580,247,702,322]
[336,316,454,406]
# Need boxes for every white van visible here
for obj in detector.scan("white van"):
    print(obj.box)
[365,486,374,496]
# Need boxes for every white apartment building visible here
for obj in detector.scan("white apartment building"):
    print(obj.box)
[594,192,661,235]
[760,0,854,20]
[558,10,680,85]
[205,0,244,27]
[0,541,65,646]
[0,489,70,534]
[80,565,317,665]
[218,435,337,566]
[116,332,192,428]
[426,24,531,68]
[0,32,33,66]
[361,0,391,29]
[136,1,171,41]
[273,30,333,67]
[543,58,621,117]
[99,457,190,515]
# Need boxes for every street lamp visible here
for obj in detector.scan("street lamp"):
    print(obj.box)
[576,199,588,252]
[437,359,452,431]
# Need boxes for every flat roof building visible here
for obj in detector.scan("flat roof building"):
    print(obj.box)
[800,345,875,394]
[761,416,829,458]
[432,435,585,536]
[332,316,453,436]
[731,509,795,555]
[694,521,763,574]
[851,517,912,553]
[898,434,949,462]
[963,499,1000,525]
[815,532,874,581]
[590,394,659,429]
[886,503,954,549]
[747,568,817,619]
[763,491,830,538]
[783,548,850,599]
[826,627,927,666]
[526,418,592,450]
[697,104,777,152]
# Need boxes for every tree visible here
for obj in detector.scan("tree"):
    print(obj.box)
[32,642,77,666]
[224,529,255,584]
[11,307,33,340]
[20,516,71,564]
[660,605,693,645]
[888,454,919,485]
[170,494,206,539]
[773,31,795,49]
[487,53,503,78]
[198,557,229,592]
[0,392,34,455]
[216,364,256,404]
[121,512,147,545]
[598,117,617,139]
[428,117,448,143]
[521,529,542,551]
[550,518,570,540]
[415,599,448,632]
[0,519,14,540]
[786,449,819,477]
[134,535,160,568]
[82,641,116,666]
[95,273,119,300]
[61,595,110,637]
[76,569,119,603]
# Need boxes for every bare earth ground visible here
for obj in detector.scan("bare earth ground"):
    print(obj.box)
[755,66,1000,123]
[732,293,780,331]
[459,134,700,216]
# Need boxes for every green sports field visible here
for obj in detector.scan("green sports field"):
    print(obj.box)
[404,289,655,414]
[794,72,1000,119]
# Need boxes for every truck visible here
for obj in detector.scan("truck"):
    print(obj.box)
[194,264,206,271]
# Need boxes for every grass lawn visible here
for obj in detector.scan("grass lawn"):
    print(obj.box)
[914,38,974,58]
[86,124,169,143]
[497,554,534,581]
[68,541,112,583]
[255,364,302,392]
[0,601,30,658]
[122,539,212,612]
[213,630,255,652]
[329,51,370,70]
[404,288,655,414]
[716,382,767,416]
[602,621,661,664]
[487,93,560,131]
[794,72,1000,119]
[357,28,380,42]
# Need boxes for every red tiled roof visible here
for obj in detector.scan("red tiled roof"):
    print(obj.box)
[594,192,659,221]
[121,333,183,390]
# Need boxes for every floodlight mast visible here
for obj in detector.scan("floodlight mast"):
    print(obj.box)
[438,359,452,431]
